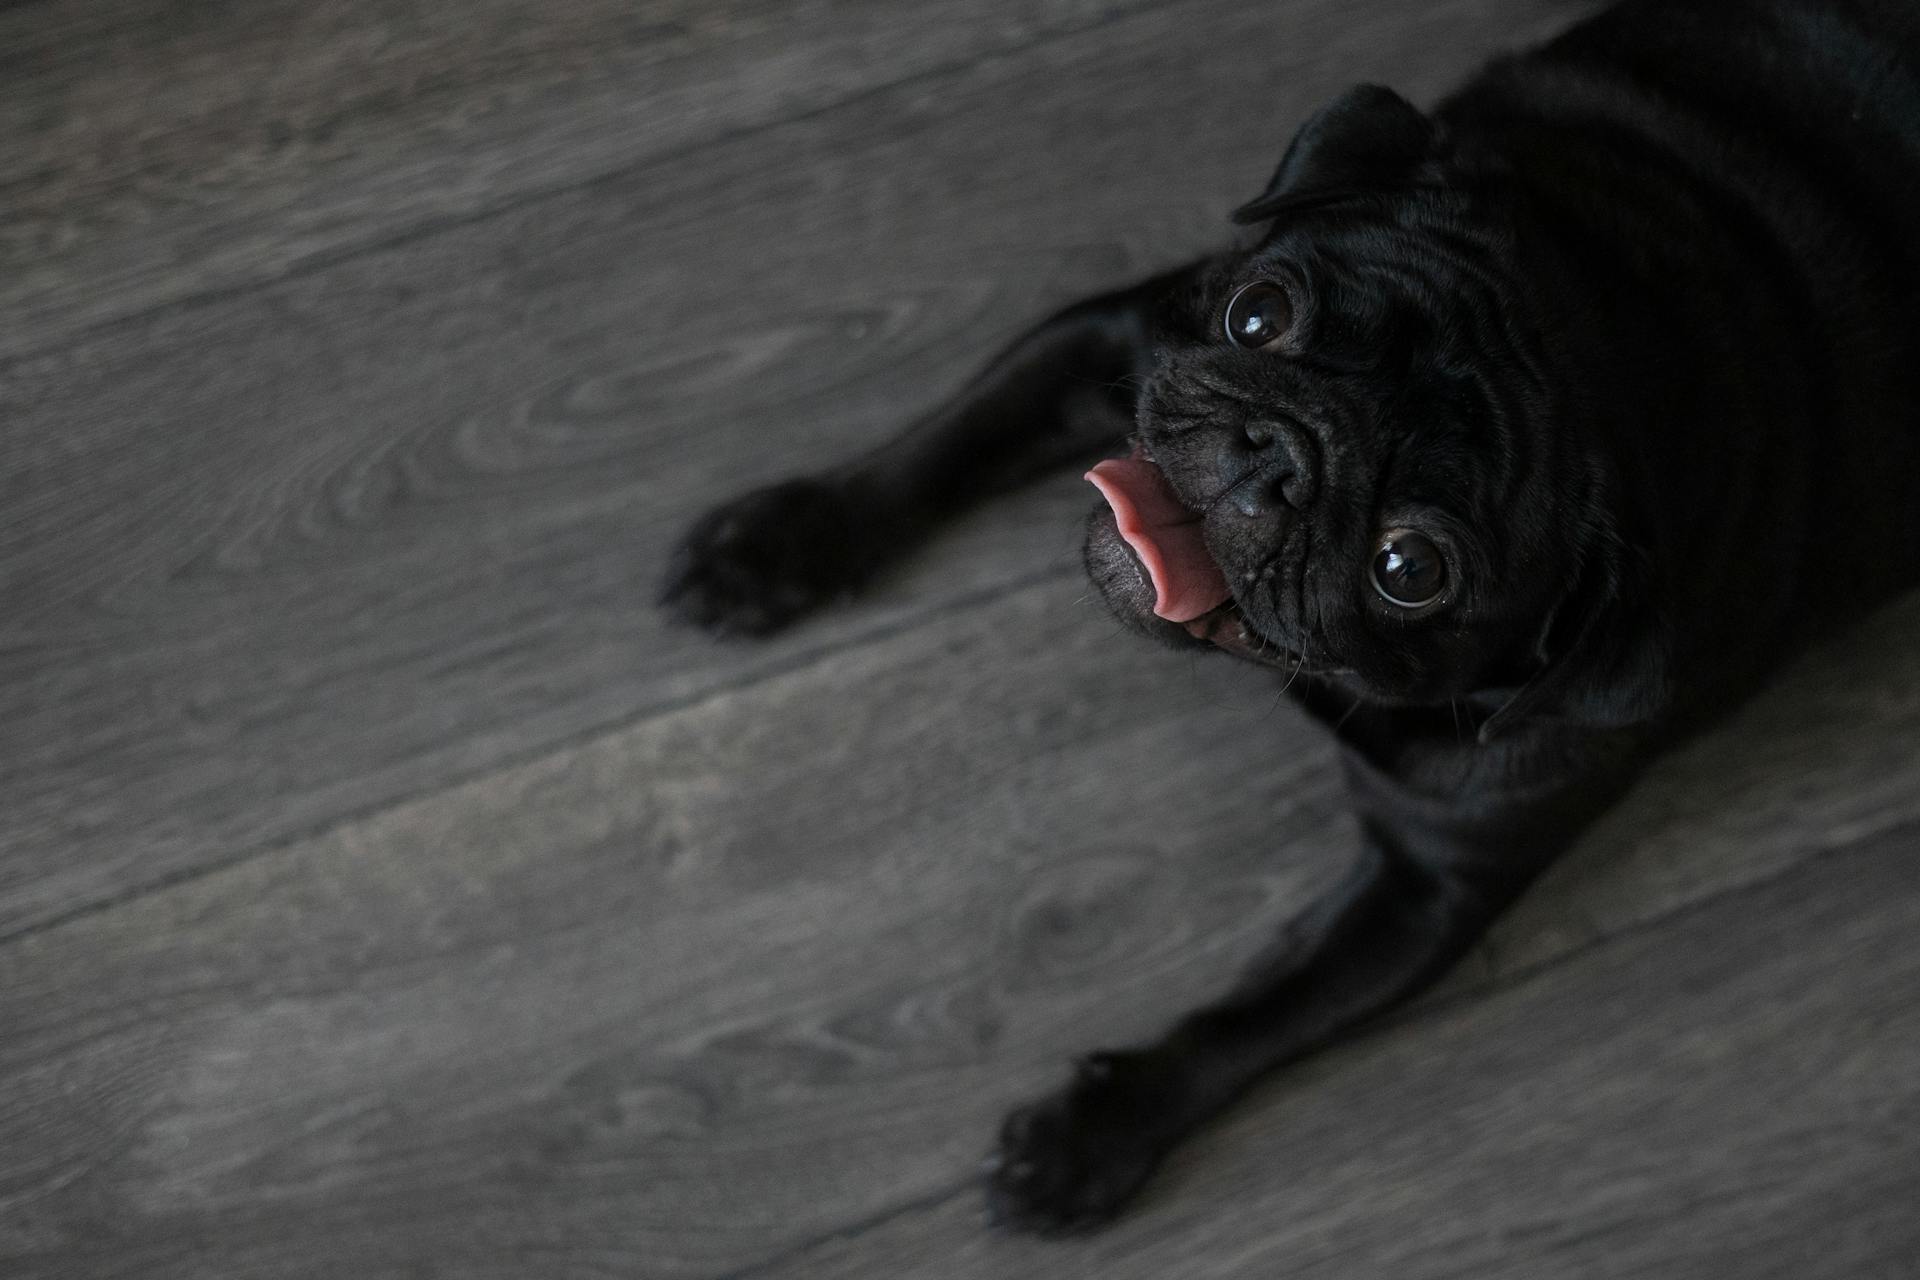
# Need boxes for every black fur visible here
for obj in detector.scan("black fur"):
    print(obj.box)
[661,0,1920,1233]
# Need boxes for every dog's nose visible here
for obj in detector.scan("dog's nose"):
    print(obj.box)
[1229,419,1319,516]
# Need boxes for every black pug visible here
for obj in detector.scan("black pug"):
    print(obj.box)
[661,0,1920,1233]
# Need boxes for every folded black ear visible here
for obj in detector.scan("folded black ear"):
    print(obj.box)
[1231,84,1434,225]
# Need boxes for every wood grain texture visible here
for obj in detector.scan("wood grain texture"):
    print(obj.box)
[2,582,1918,1278]
[0,0,1143,359]
[0,0,1590,933]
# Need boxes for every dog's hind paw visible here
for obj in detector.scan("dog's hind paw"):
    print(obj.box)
[658,477,879,636]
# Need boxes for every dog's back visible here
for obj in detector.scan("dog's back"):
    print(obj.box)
[1444,0,1920,690]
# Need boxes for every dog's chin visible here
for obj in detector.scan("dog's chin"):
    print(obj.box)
[1084,507,1330,674]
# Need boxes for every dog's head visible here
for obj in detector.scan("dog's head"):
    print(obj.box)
[1087,86,1646,732]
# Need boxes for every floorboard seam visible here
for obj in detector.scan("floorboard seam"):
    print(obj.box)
[698,814,1917,1276]
[0,563,1079,950]
[0,0,1189,370]
[707,1178,981,1280]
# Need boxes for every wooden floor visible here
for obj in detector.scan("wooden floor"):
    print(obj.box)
[4,0,1918,1275]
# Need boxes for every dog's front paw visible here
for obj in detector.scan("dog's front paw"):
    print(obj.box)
[659,477,879,636]
[984,1051,1184,1234]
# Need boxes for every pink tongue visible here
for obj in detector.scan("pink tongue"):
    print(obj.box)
[1086,457,1232,623]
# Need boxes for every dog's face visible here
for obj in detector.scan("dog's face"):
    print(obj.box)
[1086,87,1608,708]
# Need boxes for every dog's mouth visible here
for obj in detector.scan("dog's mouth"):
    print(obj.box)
[1085,443,1303,671]
[1085,446,1230,623]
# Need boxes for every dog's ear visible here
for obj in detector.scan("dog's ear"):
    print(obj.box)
[1231,84,1434,225]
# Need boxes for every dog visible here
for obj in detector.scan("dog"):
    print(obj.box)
[660,0,1920,1233]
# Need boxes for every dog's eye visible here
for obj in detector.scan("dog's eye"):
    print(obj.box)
[1223,281,1292,350]
[1370,530,1449,608]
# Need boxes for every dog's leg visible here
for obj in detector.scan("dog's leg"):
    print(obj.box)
[660,266,1198,634]
[982,753,1615,1233]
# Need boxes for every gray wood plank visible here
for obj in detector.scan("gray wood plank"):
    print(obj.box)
[2,579,1918,1278]
[0,0,1153,360]
[0,0,1589,933]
